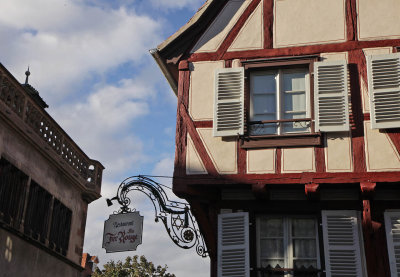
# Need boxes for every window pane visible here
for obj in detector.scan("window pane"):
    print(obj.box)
[293,239,317,258]
[261,259,285,269]
[292,219,316,237]
[261,239,284,258]
[260,218,283,237]
[252,74,276,94]
[253,94,276,116]
[283,72,306,92]
[250,123,277,135]
[284,92,306,113]
[293,260,317,269]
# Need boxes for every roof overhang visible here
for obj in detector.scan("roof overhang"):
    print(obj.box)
[150,0,229,96]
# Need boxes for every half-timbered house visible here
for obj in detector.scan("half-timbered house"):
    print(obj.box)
[152,0,400,276]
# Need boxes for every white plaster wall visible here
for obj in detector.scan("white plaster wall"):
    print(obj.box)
[228,0,264,51]
[189,61,224,120]
[274,0,346,48]
[362,47,393,113]
[281,147,315,173]
[191,0,251,53]
[357,0,400,41]
[197,128,237,174]
[320,52,348,62]
[246,149,275,174]
[186,134,207,175]
[325,133,353,172]
[364,121,400,171]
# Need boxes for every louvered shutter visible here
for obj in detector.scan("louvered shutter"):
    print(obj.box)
[314,60,350,132]
[218,212,250,277]
[321,210,366,277]
[214,68,244,137]
[384,211,400,276]
[367,53,400,129]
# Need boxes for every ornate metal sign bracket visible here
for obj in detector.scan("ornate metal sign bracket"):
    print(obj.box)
[106,175,208,257]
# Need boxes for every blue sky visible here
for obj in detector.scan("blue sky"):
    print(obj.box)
[0,0,209,276]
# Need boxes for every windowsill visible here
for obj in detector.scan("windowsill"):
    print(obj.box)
[240,133,321,148]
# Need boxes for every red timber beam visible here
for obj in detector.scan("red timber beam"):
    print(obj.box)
[348,50,367,173]
[174,61,190,180]
[346,0,358,41]
[176,171,400,186]
[360,182,377,277]
[263,0,273,49]
[216,0,262,60]
[188,39,400,62]
[305,183,319,200]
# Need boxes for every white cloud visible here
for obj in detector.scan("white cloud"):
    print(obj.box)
[51,71,158,177]
[0,0,210,276]
[149,0,206,11]
[0,0,163,103]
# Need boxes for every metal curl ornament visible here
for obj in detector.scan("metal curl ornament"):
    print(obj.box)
[106,175,208,257]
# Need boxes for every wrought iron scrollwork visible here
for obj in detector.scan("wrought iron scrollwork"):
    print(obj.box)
[106,175,208,257]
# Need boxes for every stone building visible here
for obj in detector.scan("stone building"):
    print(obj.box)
[0,64,104,276]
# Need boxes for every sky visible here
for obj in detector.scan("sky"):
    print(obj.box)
[0,0,209,276]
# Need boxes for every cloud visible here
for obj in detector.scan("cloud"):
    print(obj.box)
[0,0,209,276]
[0,0,163,103]
[149,0,206,11]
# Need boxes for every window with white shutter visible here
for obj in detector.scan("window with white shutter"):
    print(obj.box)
[218,212,250,277]
[213,57,352,148]
[367,53,400,129]
[384,210,400,276]
[256,216,320,277]
[214,68,244,137]
[321,210,367,277]
[314,60,350,132]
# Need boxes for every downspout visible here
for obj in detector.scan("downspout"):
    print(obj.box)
[149,48,178,96]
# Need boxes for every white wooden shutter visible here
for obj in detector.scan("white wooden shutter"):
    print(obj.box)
[214,68,244,137]
[314,60,350,132]
[367,53,400,129]
[218,212,249,277]
[321,210,366,277]
[384,211,400,276]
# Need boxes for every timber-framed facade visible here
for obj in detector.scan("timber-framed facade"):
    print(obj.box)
[153,1,400,276]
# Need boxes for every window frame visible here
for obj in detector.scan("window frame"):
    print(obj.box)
[241,56,321,149]
[256,215,321,277]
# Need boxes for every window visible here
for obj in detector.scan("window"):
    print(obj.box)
[24,181,52,243]
[0,157,73,256]
[0,158,28,227]
[217,211,367,277]
[256,216,320,277]
[49,199,72,256]
[213,56,350,147]
[249,68,311,136]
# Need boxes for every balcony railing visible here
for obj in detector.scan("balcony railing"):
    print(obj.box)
[0,65,103,195]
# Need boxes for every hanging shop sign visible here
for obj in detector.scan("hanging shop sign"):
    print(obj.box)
[104,175,208,257]
[102,211,143,253]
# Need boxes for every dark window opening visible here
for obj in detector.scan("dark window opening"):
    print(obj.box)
[49,198,72,256]
[24,180,52,243]
[0,158,28,227]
